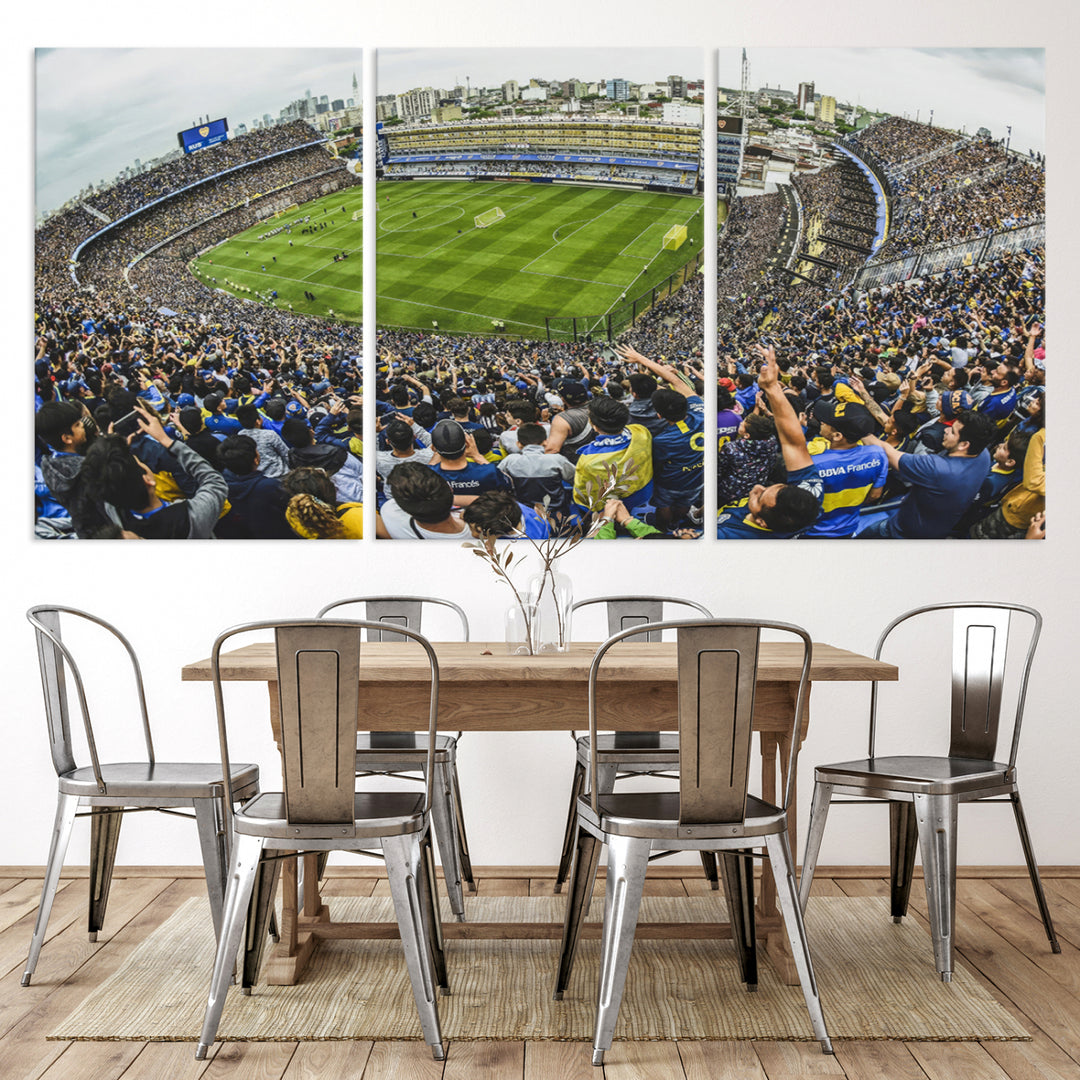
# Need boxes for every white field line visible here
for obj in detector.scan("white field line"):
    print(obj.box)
[375,291,549,333]
[377,205,467,237]
[519,269,631,289]
[519,201,625,271]
[550,219,594,244]
[582,203,703,336]
[618,222,672,259]
[376,185,534,233]
[522,198,686,271]
[203,261,363,299]
[379,195,538,259]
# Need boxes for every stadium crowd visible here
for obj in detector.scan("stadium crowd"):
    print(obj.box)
[34,110,1045,541]
[67,121,327,224]
[846,118,1045,260]
[383,158,695,191]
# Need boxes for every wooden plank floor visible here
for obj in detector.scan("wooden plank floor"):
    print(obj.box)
[1,866,1077,1080]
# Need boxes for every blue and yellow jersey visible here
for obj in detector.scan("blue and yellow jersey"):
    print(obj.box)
[804,442,889,538]
[975,463,1019,507]
[650,397,705,502]
[573,424,653,513]
[977,387,1018,425]
[716,464,823,539]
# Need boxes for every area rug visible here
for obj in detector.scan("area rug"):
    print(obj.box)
[50,895,1027,1042]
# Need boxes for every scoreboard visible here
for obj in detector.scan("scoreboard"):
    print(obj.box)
[178,118,229,154]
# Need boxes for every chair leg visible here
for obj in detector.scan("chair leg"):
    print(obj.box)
[591,834,651,1066]
[699,852,720,891]
[553,823,601,999]
[429,761,465,921]
[913,792,958,981]
[88,807,124,941]
[194,797,228,942]
[23,792,78,986]
[196,832,264,1060]
[889,800,919,923]
[382,831,444,1060]
[1010,790,1061,953]
[554,759,586,893]
[242,849,282,992]
[596,764,618,794]
[719,851,757,989]
[446,756,475,893]
[798,781,833,913]
[764,830,833,1054]
[417,825,449,993]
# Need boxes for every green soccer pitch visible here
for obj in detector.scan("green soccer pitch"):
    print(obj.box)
[186,180,704,338]
[376,180,704,338]
[187,187,365,321]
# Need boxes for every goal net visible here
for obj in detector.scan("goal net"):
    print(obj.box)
[475,206,506,229]
[662,224,688,251]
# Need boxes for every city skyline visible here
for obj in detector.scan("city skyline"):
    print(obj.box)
[35,46,1044,217]
[734,48,1043,155]
[376,47,701,97]
[35,49,362,215]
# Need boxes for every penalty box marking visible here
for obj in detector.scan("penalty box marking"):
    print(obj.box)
[380,195,538,260]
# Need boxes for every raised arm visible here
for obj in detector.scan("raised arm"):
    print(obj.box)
[614,343,694,397]
[755,344,811,473]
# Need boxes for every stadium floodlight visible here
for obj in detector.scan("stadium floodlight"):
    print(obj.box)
[475,206,506,229]
[662,224,688,251]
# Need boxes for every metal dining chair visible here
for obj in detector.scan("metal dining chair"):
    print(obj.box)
[197,618,447,1061]
[799,602,1060,982]
[554,619,832,1065]
[554,596,715,893]
[23,605,261,986]
[316,596,473,920]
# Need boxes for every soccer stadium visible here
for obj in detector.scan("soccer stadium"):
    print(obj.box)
[376,115,705,338]
[34,50,1045,543]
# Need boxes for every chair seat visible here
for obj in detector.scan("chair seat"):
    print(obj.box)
[576,733,679,763]
[59,761,260,800]
[815,755,1013,796]
[235,791,426,840]
[357,733,456,764]
[578,791,785,840]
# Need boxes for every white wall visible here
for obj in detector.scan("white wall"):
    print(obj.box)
[7,2,1076,873]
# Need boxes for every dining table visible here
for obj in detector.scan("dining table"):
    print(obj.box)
[181,638,897,986]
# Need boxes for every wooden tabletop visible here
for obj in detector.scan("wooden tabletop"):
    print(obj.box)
[181,640,897,684]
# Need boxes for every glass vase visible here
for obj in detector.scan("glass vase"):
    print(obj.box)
[505,601,539,655]
[527,569,574,652]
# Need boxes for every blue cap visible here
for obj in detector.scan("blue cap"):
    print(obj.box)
[940,390,973,420]
[286,401,306,417]
[177,393,196,407]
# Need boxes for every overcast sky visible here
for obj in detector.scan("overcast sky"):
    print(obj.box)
[377,47,700,96]
[738,48,1043,154]
[35,49,362,214]
[35,46,1042,216]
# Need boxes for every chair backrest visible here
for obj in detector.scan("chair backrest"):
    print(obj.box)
[587,619,811,822]
[26,605,153,791]
[317,596,469,643]
[211,619,440,826]
[572,596,713,643]
[871,602,1040,768]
